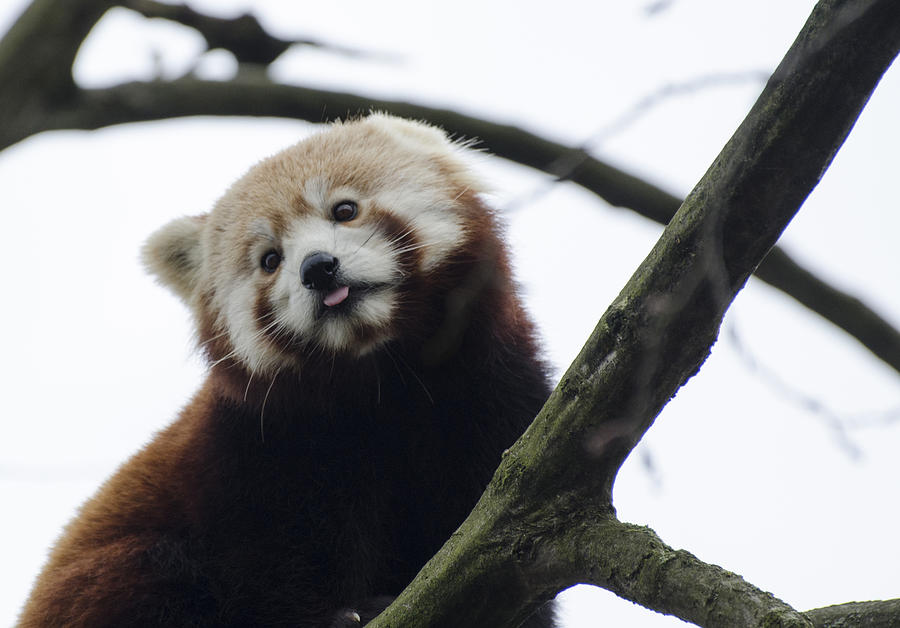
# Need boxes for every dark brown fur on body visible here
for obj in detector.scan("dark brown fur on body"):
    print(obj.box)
[19,116,555,627]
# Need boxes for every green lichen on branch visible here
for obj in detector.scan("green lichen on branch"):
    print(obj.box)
[369,0,900,625]
[573,522,812,628]
[807,599,900,628]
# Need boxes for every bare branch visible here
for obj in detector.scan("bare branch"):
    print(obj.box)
[577,521,812,628]
[583,70,769,147]
[123,0,291,65]
[0,0,113,99]
[807,599,900,628]
[754,247,900,374]
[120,1,372,65]
[727,323,863,459]
[365,0,900,623]
[645,1,676,17]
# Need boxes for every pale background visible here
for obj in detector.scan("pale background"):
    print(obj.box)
[1,1,898,626]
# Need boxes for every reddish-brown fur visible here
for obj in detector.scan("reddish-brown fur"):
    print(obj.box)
[19,119,555,627]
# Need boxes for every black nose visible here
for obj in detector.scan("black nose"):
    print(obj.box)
[300,252,340,290]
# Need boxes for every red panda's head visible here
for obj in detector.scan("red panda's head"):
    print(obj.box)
[142,114,504,378]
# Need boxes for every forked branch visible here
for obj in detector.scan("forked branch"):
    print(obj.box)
[365,0,900,624]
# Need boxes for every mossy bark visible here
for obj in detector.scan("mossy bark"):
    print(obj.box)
[368,0,900,625]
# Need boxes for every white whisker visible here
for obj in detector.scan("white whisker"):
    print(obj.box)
[259,371,279,444]
[243,371,254,402]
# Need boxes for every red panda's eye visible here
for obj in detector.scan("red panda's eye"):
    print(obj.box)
[332,201,358,222]
[261,251,281,273]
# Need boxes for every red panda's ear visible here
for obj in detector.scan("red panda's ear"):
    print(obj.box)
[363,113,489,195]
[142,215,205,303]
[364,113,452,150]
[364,112,451,148]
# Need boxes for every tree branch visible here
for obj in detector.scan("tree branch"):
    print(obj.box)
[362,0,900,624]
[577,520,811,627]
[754,247,900,372]
[123,0,291,65]
[807,599,900,628]
[0,0,114,101]
[120,1,370,65]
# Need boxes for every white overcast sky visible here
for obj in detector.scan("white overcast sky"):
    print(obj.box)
[1,1,898,626]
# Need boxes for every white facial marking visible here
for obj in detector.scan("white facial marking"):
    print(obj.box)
[373,190,464,271]
[231,213,401,358]
[302,177,329,211]
[282,214,399,288]
[223,280,289,375]
[353,288,395,327]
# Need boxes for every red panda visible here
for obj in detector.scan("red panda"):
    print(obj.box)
[18,114,555,627]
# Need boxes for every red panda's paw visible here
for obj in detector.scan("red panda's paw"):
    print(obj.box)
[329,609,362,627]
[329,596,395,626]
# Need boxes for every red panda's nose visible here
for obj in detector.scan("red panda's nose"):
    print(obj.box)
[300,252,340,290]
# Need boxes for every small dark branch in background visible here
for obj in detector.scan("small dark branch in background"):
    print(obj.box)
[727,322,863,459]
[584,70,770,147]
[638,448,663,490]
[125,0,288,65]
[122,0,369,65]
[0,0,114,101]
[728,319,900,455]
[843,406,900,429]
[502,71,766,209]
[644,0,676,17]
[755,247,900,378]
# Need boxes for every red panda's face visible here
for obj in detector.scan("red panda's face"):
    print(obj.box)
[142,115,487,376]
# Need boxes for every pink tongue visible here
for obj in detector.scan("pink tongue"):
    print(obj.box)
[323,285,350,307]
